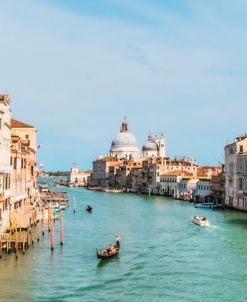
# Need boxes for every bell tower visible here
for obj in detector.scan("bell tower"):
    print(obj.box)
[158,133,165,157]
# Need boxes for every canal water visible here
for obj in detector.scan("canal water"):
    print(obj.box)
[1,178,247,302]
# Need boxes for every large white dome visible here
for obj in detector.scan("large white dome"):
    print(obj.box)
[111,132,138,149]
[109,118,140,160]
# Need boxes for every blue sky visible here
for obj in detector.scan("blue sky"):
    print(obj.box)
[1,0,247,170]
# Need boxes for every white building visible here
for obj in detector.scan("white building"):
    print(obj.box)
[159,172,182,198]
[0,94,12,233]
[159,170,197,199]
[179,178,198,201]
[194,179,212,203]
[110,118,140,161]
[225,135,247,210]
[69,164,91,186]
[142,134,165,159]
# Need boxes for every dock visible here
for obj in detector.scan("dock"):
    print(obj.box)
[0,189,69,258]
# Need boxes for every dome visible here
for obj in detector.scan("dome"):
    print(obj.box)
[109,118,140,160]
[142,141,158,151]
[111,132,138,149]
[142,135,158,151]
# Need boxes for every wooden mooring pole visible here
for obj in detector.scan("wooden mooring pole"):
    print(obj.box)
[0,237,2,258]
[60,216,64,246]
[42,207,45,236]
[73,197,76,214]
[51,223,54,252]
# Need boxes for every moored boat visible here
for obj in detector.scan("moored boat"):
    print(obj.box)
[96,243,119,259]
[104,188,125,193]
[192,215,209,227]
[53,206,61,213]
[194,202,214,208]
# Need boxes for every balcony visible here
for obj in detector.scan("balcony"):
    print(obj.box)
[4,189,11,199]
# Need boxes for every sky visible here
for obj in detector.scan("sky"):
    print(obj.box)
[1,0,247,171]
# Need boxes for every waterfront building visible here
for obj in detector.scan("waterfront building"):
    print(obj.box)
[109,118,140,161]
[179,177,198,201]
[10,119,38,210]
[211,168,225,204]
[0,94,12,233]
[169,159,198,176]
[159,171,183,198]
[159,170,197,199]
[69,164,91,186]
[225,135,247,210]
[92,156,121,187]
[127,162,143,193]
[194,178,212,203]
[11,118,37,150]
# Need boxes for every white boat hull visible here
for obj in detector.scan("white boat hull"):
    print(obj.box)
[192,216,209,227]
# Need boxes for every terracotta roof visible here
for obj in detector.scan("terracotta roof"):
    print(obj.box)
[11,118,34,129]
[161,170,194,177]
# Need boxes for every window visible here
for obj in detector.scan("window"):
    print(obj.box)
[14,157,17,169]
[239,178,243,190]
[26,134,29,139]
[240,145,244,153]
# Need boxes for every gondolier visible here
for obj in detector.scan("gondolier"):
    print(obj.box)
[115,234,120,248]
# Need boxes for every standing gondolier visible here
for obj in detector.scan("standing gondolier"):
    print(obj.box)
[115,234,120,248]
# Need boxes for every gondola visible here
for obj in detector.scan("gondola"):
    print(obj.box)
[86,205,93,212]
[96,243,119,259]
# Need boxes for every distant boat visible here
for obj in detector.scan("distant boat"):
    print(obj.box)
[96,243,119,259]
[192,215,209,227]
[53,206,61,213]
[86,204,93,212]
[194,202,214,208]
[104,188,125,193]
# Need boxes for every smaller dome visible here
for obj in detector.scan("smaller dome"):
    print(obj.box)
[142,141,158,151]
[142,135,158,152]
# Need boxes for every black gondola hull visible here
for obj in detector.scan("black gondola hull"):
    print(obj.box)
[96,245,119,259]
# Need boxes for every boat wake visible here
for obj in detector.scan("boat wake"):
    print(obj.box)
[207,224,218,229]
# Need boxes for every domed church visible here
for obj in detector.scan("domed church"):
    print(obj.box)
[109,118,140,161]
[142,133,165,159]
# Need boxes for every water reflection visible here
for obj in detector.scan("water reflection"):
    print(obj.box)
[97,256,120,269]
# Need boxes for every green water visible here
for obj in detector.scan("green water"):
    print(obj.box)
[1,179,247,302]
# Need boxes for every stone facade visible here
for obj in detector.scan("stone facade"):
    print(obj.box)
[225,136,247,210]
[10,120,38,212]
[0,93,39,233]
[0,94,12,233]
[92,156,121,187]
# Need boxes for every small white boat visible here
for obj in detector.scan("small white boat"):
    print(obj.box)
[104,188,125,193]
[192,215,209,227]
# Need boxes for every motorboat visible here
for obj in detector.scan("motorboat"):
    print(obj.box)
[96,243,119,259]
[192,215,209,227]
